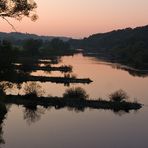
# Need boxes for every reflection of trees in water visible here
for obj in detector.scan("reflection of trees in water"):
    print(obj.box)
[0,82,142,115]
[85,54,148,77]
[67,106,85,113]
[0,103,8,147]
[111,64,148,77]
[23,105,45,125]
[0,86,142,147]
[0,126,4,147]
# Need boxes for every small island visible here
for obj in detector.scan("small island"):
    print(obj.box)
[0,87,142,113]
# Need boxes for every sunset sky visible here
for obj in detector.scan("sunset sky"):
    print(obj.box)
[0,0,148,38]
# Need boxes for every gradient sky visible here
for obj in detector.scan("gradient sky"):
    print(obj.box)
[0,0,148,38]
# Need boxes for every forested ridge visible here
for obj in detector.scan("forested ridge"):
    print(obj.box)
[70,25,148,69]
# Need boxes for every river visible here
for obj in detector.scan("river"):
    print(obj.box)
[2,53,148,148]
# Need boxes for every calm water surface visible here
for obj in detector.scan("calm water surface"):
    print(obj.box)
[2,54,148,148]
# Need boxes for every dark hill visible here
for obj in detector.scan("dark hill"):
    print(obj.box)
[70,25,148,50]
[0,32,71,42]
[70,25,148,69]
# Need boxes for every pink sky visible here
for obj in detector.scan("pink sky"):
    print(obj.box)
[0,0,148,38]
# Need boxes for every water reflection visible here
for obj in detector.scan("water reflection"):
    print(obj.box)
[0,97,142,148]
[0,82,142,114]
[0,103,8,147]
[83,54,148,77]
[0,54,147,148]
[23,105,45,125]
[111,64,148,77]
[0,80,143,148]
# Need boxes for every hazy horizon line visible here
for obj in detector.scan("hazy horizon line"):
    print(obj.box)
[1,24,148,39]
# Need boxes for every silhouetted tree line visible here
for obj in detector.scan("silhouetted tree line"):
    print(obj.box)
[0,84,142,147]
[0,37,75,66]
[13,38,75,57]
[0,38,75,79]
[22,38,43,56]
[70,25,148,69]
[41,38,73,56]
[0,40,18,73]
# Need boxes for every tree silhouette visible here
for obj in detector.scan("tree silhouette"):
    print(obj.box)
[0,40,18,73]
[0,0,37,21]
[23,39,43,56]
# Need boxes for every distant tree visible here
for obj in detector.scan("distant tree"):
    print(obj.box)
[0,40,17,72]
[40,38,72,56]
[50,38,70,50]
[50,38,62,50]
[0,0,37,21]
[23,39,43,56]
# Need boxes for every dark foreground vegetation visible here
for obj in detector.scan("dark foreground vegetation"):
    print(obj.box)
[0,37,77,74]
[0,37,91,86]
[0,88,142,146]
[70,25,148,70]
[0,86,142,113]
[1,94,141,113]
[0,85,143,146]
[0,68,92,85]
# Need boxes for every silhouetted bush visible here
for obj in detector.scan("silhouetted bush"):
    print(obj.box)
[63,87,89,100]
[109,89,129,102]
[24,82,44,97]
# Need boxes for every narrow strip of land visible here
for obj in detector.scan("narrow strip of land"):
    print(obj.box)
[0,95,142,112]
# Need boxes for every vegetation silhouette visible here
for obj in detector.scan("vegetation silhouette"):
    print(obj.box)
[0,40,91,86]
[0,72,92,85]
[14,64,73,73]
[83,53,148,77]
[23,105,45,125]
[0,40,18,73]
[24,82,44,97]
[70,25,148,70]
[0,2,146,147]
[2,25,148,77]
[63,87,89,101]
[22,39,43,56]
[109,89,129,102]
[0,103,8,147]
[0,83,142,114]
[0,84,143,147]
[0,0,37,20]
[110,63,148,77]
